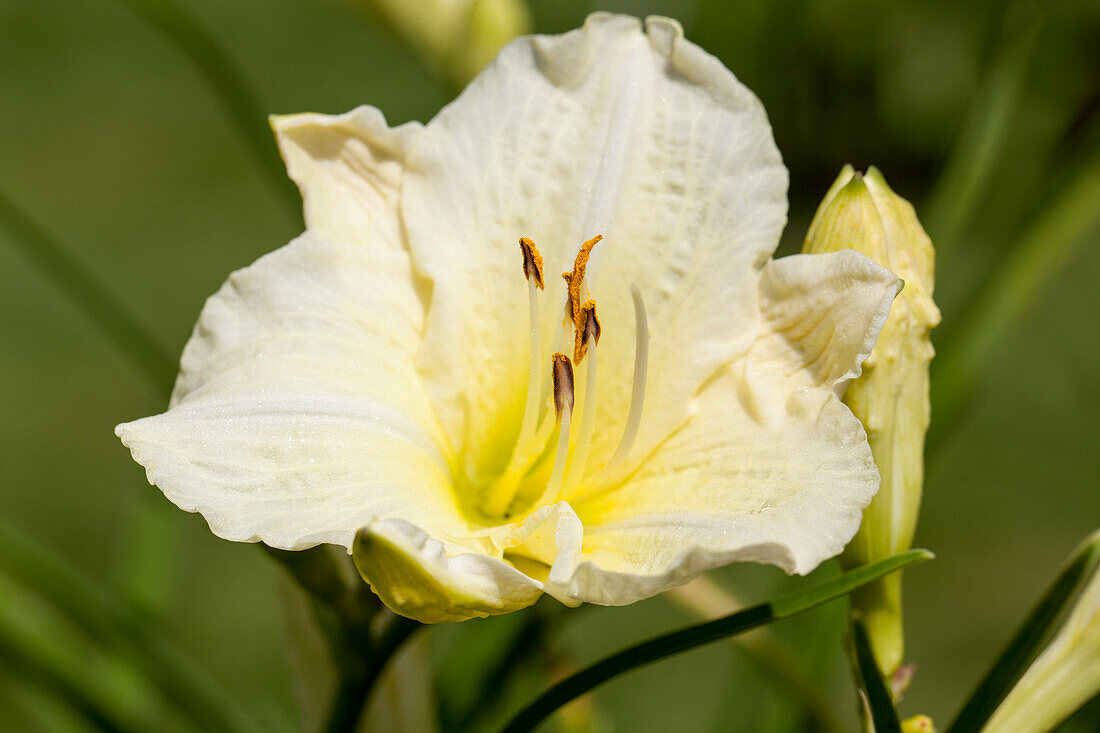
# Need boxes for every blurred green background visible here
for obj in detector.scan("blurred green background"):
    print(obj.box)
[1,0,1098,730]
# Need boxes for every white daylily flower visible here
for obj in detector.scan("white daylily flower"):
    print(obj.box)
[117,13,901,624]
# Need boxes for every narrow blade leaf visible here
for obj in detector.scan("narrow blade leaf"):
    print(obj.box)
[948,531,1100,733]
[851,616,901,732]
[500,549,933,733]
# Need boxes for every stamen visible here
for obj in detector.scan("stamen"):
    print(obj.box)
[566,302,600,486]
[573,299,601,364]
[482,238,548,518]
[515,238,546,452]
[535,353,575,508]
[561,235,602,332]
[518,237,545,290]
[551,352,575,418]
[603,286,649,472]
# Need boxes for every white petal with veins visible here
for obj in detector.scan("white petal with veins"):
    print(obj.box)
[117,13,907,622]
[402,13,787,476]
[118,232,460,550]
[272,106,422,250]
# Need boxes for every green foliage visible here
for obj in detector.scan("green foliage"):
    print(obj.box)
[1,0,1098,729]
[948,532,1100,733]
[500,551,932,733]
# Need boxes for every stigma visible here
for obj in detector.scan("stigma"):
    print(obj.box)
[482,235,650,520]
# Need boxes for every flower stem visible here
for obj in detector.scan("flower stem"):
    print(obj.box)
[323,612,421,733]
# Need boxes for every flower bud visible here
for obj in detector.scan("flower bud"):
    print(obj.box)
[362,0,531,89]
[984,535,1100,733]
[804,166,941,676]
[902,715,935,733]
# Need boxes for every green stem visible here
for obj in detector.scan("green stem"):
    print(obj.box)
[0,634,127,733]
[930,147,1100,444]
[110,0,300,218]
[0,573,153,733]
[323,612,421,733]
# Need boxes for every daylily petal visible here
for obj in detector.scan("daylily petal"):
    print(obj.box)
[504,501,585,587]
[272,106,422,250]
[566,253,898,605]
[117,232,461,550]
[401,13,787,474]
[354,519,543,623]
[754,250,902,395]
[571,380,877,604]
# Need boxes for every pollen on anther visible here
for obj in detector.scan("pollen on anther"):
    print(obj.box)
[551,352,575,418]
[518,237,545,290]
[562,235,602,326]
[574,299,601,363]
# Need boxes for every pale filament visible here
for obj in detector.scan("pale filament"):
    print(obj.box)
[603,286,649,472]
[516,277,544,461]
[483,239,548,518]
[565,321,599,488]
[568,286,649,500]
[485,236,650,518]
[535,401,572,509]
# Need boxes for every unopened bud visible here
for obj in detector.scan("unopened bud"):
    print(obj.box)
[902,715,935,733]
[804,165,941,676]
[361,0,531,89]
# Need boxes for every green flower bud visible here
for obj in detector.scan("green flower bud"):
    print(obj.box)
[984,534,1100,733]
[362,0,531,89]
[804,166,941,676]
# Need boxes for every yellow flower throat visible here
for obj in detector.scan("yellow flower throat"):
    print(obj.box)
[481,236,649,520]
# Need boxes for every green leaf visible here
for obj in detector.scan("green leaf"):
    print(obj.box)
[948,531,1100,733]
[851,616,901,733]
[922,1,1045,257]
[0,189,175,393]
[499,549,934,733]
[0,572,162,733]
[108,0,300,217]
[930,147,1100,447]
[0,518,263,733]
